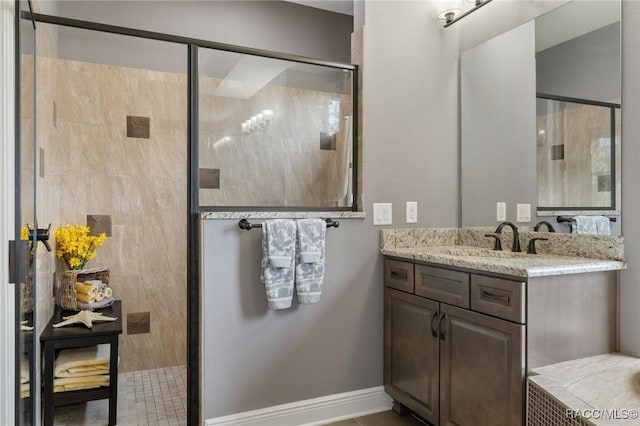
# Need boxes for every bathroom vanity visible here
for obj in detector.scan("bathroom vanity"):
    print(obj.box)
[380,228,625,426]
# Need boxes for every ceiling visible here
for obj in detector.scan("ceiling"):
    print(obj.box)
[285,0,354,16]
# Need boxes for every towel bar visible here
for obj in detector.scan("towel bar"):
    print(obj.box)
[556,215,617,234]
[556,215,616,223]
[238,218,340,230]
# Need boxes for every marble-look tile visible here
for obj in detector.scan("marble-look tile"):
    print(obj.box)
[21,55,34,120]
[537,102,621,210]
[54,62,102,125]
[530,354,640,426]
[149,318,187,368]
[47,58,188,373]
[109,273,142,314]
[138,272,186,321]
[95,225,143,275]
[198,78,353,208]
[119,331,153,372]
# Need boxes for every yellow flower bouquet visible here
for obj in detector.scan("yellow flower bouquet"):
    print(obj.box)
[55,225,106,270]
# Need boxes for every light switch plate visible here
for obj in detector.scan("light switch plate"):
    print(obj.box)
[517,203,531,222]
[406,201,418,224]
[496,202,506,222]
[373,203,392,226]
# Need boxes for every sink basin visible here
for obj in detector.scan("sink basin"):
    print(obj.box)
[429,246,530,259]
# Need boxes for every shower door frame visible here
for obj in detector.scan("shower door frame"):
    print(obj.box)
[18,10,358,425]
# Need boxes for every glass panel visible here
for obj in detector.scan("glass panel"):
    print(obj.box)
[198,48,355,209]
[615,107,621,210]
[18,2,36,423]
[537,98,619,209]
[34,22,188,423]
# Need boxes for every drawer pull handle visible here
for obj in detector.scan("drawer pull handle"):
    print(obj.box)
[389,269,408,281]
[430,310,439,338]
[439,312,446,340]
[481,289,511,305]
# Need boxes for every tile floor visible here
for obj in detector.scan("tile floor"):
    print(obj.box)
[325,410,429,426]
[53,366,425,426]
[53,365,186,426]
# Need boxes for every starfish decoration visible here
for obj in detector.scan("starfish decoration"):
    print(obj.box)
[53,310,118,329]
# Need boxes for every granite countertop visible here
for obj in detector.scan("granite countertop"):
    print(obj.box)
[381,245,625,278]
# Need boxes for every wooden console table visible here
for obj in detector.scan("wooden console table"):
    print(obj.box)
[40,300,122,426]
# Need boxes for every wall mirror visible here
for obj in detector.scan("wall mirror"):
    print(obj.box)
[460,0,621,235]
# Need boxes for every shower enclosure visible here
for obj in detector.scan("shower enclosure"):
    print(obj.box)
[15,5,357,425]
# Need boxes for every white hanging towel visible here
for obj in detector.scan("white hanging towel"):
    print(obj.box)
[260,219,296,310]
[572,216,598,234]
[593,216,611,235]
[295,219,326,304]
[573,215,611,235]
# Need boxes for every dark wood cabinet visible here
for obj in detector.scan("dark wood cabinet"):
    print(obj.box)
[439,304,524,426]
[384,260,525,426]
[384,255,618,426]
[384,288,439,424]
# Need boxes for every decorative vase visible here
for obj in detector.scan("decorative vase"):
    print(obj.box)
[64,257,87,271]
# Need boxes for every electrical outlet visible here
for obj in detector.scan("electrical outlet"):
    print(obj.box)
[517,203,531,222]
[406,201,418,224]
[373,203,392,225]
[496,202,506,222]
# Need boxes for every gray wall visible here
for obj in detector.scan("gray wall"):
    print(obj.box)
[537,22,621,102]
[461,21,537,227]
[55,1,353,65]
[202,221,382,416]
[202,0,460,419]
[458,0,569,51]
[620,0,640,356]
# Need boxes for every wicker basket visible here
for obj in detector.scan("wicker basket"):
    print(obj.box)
[59,267,110,310]
[21,281,33,313]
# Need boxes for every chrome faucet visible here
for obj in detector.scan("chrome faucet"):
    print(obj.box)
[494,221,521,252]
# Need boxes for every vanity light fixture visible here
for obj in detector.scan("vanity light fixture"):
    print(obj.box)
[241,109,275,133]
[438,0,493,28]
[437,8,462,25]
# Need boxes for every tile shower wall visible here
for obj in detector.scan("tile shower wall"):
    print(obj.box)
[34,55,349,371]
[199,78,353,207]
[49,58,188,372]
[21,34,58,336]
[537,103,622,209]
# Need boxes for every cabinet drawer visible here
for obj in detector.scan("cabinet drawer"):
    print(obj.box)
[415,265,470,308]
[471,275,525,324]
[384,259,414,293]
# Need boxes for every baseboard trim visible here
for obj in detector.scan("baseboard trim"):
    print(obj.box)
[204,386,393,426]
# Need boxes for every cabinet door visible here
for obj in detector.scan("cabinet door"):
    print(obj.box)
[384,288,440,424]
[439,304,524,426]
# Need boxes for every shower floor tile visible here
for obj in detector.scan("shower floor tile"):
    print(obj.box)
[52,365,186,426]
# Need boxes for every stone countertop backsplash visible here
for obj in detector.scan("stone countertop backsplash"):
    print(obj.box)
[201,211,367,220]
[380,227,625,278]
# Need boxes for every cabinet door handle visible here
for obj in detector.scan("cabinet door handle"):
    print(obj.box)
[389,269,408,281]
[439,312,446,340]
[481,289,510,304]
[430,310,439,337]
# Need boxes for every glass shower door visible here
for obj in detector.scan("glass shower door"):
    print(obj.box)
[17,1,37,424]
